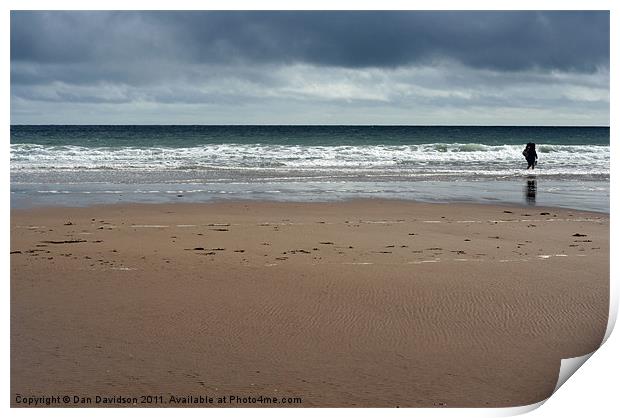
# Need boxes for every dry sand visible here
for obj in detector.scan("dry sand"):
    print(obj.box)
[10,200,609,407]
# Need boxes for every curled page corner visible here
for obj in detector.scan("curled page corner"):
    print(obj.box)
[492,351,599,417]
[553,352,595,394]
[548,292,618,396]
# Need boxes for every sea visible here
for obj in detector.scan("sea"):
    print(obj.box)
[10,125,610,213]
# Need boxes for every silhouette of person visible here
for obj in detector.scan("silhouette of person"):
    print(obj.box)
[522,142,538,169]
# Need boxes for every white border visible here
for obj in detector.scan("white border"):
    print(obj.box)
[3,1,616,417]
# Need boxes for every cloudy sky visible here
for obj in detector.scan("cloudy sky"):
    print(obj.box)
[10,11,609,125]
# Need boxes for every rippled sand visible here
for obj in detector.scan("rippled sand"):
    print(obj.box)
[11,200,609,407]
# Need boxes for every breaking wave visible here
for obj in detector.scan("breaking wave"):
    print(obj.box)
[10,142,609,180]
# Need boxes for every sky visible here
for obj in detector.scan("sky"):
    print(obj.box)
[10,11,610,125]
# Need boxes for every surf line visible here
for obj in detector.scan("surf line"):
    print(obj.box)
[131,224,170,228]
[324,254,584,267]
[428,218,606,224]
[361,220,406,224]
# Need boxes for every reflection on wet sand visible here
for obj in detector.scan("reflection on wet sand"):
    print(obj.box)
[525,177,537,205]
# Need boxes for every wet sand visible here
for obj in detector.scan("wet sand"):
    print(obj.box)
[10,200,609,407]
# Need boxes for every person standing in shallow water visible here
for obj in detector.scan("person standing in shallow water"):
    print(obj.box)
[522,142,538,170]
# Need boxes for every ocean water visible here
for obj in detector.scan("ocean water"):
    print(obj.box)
[10,125,610,212]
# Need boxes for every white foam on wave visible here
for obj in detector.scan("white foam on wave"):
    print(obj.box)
[10,142,610,180]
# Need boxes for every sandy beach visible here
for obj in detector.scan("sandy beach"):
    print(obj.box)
[10,200,609,407]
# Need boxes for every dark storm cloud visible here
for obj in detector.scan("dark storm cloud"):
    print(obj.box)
[11,11,609,74]
[10,11,610,125]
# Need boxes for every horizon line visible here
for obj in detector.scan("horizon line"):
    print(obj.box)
[9,124,611,128]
